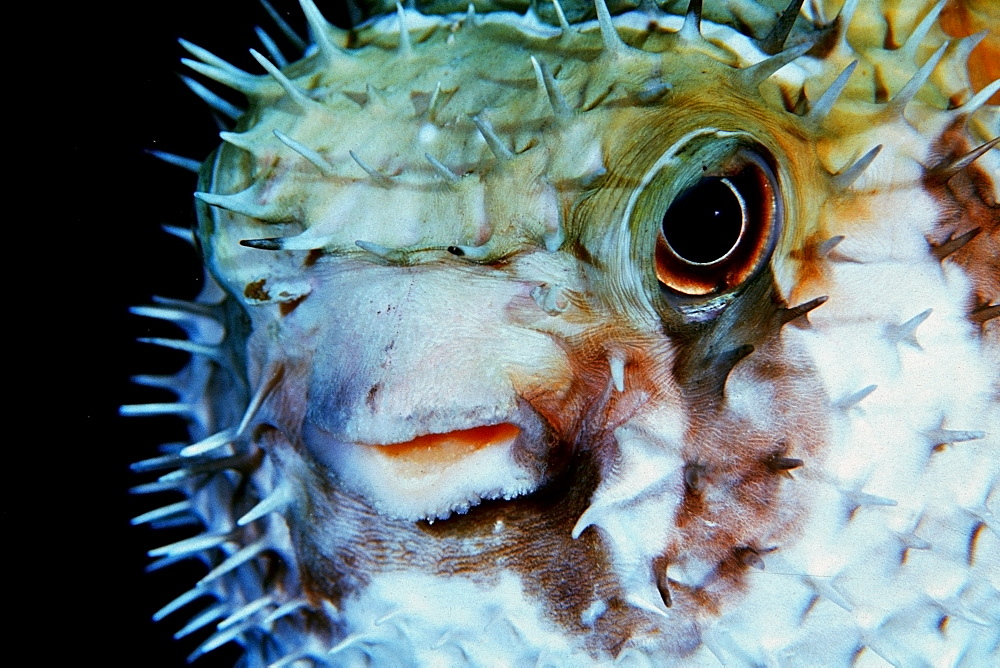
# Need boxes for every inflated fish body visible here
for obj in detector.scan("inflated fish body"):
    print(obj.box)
[127,0,999,664]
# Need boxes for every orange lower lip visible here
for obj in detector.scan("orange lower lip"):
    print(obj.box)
[374,423,521,464]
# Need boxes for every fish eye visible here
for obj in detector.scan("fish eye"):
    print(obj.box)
[661,177,745,265]
[655,150,781,297]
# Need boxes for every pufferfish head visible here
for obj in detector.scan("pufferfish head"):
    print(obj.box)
[128,0,999,664]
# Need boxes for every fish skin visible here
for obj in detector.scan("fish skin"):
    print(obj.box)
[127,1,999,664]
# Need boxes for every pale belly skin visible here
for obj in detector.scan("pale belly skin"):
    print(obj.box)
[126,0,999,664]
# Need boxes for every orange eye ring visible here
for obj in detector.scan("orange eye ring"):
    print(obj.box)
[655,151,781,297]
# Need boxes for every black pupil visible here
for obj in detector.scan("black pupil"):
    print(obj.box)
[662,177,744,264]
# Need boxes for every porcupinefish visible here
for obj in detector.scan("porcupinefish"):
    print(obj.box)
[126,0,999,664]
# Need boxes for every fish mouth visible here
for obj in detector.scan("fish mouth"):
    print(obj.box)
[305,413,548,522]
[364,422,522,473]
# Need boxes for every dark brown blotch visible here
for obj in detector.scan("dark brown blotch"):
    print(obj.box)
[279,294,308,316]
[923,120,999,335]
[304,248,324,267]
[653,556,673,608]
[244,279,270,301]
[968,521,985,566]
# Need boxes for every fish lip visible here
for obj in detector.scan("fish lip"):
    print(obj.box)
[356,421,522,450]
[303,404,551,521]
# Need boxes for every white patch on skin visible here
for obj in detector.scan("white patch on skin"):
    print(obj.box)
[417,122,439,145]
[331,571,595,665]
[722,365,780,430]
[581,599,608,627]
[666,559,716,590]
[573,411,687,615]
[712,141,1000,664]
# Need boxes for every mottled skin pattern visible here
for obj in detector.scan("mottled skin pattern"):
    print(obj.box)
[126,0,999,665]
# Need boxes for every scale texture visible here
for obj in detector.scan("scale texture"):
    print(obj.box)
[126,0,1000,664]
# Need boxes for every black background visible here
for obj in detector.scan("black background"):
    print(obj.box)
[61,2,348,665]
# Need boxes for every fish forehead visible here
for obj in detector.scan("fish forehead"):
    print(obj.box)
[130,0,1000,664]
[201,12,808,279]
